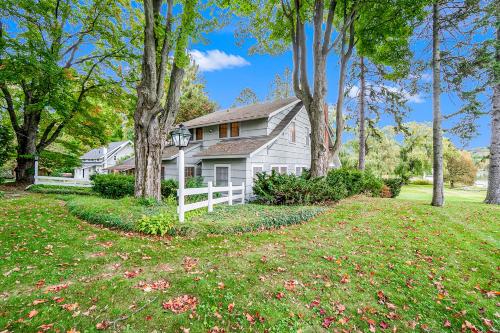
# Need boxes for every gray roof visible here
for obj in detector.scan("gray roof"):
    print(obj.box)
[104,157,135,171]
[81,141,130,160]
[182,97,299,128]
[194,102,303,158]
[162,143,201,160]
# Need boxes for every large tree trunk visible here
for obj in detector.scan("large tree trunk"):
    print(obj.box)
[14,110,41,183]
[308,101,329,177]
[358,57,366,171]
[485,25,500,204]
[431,1,444,207]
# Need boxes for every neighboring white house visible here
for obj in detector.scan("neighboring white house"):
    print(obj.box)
[74,141,133,179]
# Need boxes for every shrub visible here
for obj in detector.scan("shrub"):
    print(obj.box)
[137,210,177,236]
[0,190,4,198]
[381,185,392,198]
[91,174,135,199]
[326,168,383,197]
[411,179,432,185]
[384,178,404,198]
[27,184,93,196]
[161,179,178,198]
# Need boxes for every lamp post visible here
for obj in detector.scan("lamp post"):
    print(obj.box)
[34,154,39,181]
[171,124,192,222]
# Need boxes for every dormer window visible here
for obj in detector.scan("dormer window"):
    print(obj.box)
[230,122,239,137]
[219,123,228,138]
[195,128,203,141]
[289,122,296,143]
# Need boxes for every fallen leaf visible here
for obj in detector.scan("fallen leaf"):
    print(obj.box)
[96,321,109,330]
[322,317,335,328]
[182,257,199,272]
[275,292,285,300]
[44,283,69,293]
[245,313,255,325]
[284,280,298,291]
[28,310,38,318]
[228,303,235,313]
[39,323,54,331]
[124,270,141,279]
[134,280,170,292]
[32,299,47,305]
[162,295,197,314]
[61,303,79,311]
[443,319,451,328]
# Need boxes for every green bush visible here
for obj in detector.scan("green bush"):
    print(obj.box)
[411,179,432,185]
[137,210,177,236]
[161,179,178,198]
[27,184,93,196]
[91,174,135,199]
[0,190,4,198]
[253,168,384,205]
[384,178,404,198]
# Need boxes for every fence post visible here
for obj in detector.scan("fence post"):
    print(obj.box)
[208,181,213,212]
[241,182,245,204]
[178,149,185,223]
[228,181,233,205]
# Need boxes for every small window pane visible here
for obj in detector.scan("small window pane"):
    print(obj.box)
[215,166,229,186]
[230,122,239,137]
[253,166,263,178]
[195,128,203,141]
[195,164,202,177]
[271,166,280,173]
[185,167,195,178]
[290,122,296,143]
[219,124,228,138]
[295,166,303,176]
[280,166,288,174]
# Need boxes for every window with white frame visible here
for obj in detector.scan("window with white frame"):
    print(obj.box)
[214,165,230,186]
[271,165,288,174]
[295,166,306,176]
[289,122,296,143]
[252,165,263,178]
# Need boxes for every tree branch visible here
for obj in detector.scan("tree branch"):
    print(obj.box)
[322,0,337,55]
[0,84,20,133]
[156,0,174,99]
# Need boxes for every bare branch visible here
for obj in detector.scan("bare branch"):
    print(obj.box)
[156,0,174,99]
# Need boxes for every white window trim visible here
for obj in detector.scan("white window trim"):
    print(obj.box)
[184,164,196,177]
[270,164,288,174]
[213,164,231,186]
[294,165,308,176]
[252,164,264,177]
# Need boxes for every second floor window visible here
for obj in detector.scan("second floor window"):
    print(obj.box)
[230,122,240,137]
[195,128,203,141]
[289,122,296,143]
[219,123,228,138]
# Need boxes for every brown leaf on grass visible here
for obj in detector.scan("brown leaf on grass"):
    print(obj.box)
[481,318,493,327]
[53,297,65,303]
[27,310,38,318]
[35,279,45,288]
[217,282,225,289]
[443,319,451,328]
[86,234,97,240]
[124,270,141,279]
[227,303,234,313]
[67,328,80,333]
[61,303,79,311]
[461,321,479,332]
[245,313,255,325]
[380,321,389,329]
[335,302,346,314]
[322,317,335,328]
[44,283,69,293]
[96,321,109,330]
[338,316,350,325]
[116,252,129,260]
[284,280,298,291]
[183,257,199,272]
[260,256,267,263]
[98,241,113,248]
[340,274,350,284]
[32,299,47,305]
[90,252,105,258]
[209,327,225,333]
[134,280,170,292]
[39,323,54,331]
[377,290,388,304]
[162,295,197,314]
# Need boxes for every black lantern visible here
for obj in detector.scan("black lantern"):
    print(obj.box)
[171,124,192,148]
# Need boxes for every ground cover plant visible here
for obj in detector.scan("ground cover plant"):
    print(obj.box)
[0,187,498,332]
[27,184,94,196]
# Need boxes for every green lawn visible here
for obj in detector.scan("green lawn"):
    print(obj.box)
[399,185,487,203]
[0,189,498,332]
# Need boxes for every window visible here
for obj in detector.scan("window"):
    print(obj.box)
[185,166,195,178]
[252,165,263,178]
[195,128,203,141]
[289,122,296,143]
[195,163,202,177]
[219,123,228,138]
[271,165,288,174]
[230,122,240,137]
[214,165,230,186]
[161,166,165,179]
[295,166,306,176]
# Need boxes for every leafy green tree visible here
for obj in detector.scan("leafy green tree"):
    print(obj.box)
[223,0,426,177]
[445,150,477,188]
[232,88,258,107]
[176,64,217,123]
[0,122,14,169]
[267,67,293,100]
[0,0,136,183]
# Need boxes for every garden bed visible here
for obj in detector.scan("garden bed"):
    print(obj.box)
[63,195,326,236]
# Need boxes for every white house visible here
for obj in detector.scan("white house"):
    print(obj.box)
[74,141,133,179]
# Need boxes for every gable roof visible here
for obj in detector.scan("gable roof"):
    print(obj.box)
[162,143,201,160]
[182,97,300,128]
[103,156,135,172]
[194,102,304,158]
[81,141,130,160]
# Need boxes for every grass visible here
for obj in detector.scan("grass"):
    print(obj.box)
[64,195,325,235]
[398,184,487,203]
[27,184,94,196]
[0,188,498,332]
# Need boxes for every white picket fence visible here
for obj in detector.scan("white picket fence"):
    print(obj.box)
[34,176,92,187]
[177,181,245,222]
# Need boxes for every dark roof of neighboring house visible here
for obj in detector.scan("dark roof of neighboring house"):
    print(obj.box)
[81,141,130,160]
[194,102,303,158]
[104,157,135,171]
[182,97,300,128]
[162,143,201,160]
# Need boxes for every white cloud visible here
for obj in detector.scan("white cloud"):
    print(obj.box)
[189,49,250,72]
[347,85,360,98]
[346,83,424,104]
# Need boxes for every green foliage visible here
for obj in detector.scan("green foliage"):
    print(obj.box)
[137,210,178,236]
[27,184,93,196]
[410,179,433,185]
[91,174,135,199]
[253,168,384,205]
[0,190,4,198]
[0,124,15,168]
[232,87,258,107]
[383,178,404,198]
[445,150,477,188]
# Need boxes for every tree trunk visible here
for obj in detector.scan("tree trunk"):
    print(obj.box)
[485,24,500,204]
[14,111,41,183]
[308,101,329,177]
[358,57,366,171]
[431,1,444,207]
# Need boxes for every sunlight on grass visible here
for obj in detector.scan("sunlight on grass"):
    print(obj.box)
[398,184,487,203]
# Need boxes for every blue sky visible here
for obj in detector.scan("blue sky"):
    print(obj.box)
[191,27,492,149]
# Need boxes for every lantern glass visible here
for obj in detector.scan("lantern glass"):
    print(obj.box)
[171,124,192,148]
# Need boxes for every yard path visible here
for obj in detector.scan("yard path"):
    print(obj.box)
[0,192,499,332]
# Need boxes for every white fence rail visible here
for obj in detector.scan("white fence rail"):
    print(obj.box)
[177,181,245,222]
[34,176,92,187]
